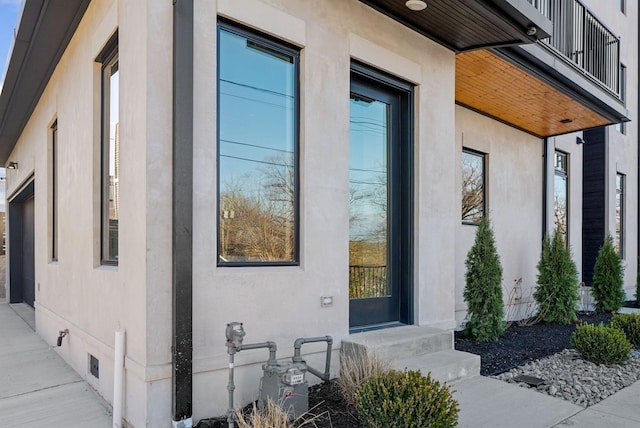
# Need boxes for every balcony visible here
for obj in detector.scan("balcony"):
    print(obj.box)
[360,0,629,137]
[529,0,620,99]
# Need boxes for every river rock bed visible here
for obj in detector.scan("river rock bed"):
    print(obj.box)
[494,349,640,407]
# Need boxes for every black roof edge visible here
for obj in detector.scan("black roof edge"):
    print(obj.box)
[0,0,91,165]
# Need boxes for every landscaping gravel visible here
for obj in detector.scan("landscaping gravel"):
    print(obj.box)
[494,349,640,407]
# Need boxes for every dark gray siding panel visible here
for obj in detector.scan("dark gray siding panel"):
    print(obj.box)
[582,127,606,285]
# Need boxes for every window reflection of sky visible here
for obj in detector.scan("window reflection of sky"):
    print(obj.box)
[349,97,388,242]
[219,30,294,196]
[109,67,119,177]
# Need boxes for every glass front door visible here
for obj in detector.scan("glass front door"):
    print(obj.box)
[349,71,412,329]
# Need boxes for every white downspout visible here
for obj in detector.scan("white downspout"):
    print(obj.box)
[113,329,126,428]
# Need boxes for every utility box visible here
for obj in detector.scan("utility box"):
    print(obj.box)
[258,361,308,418]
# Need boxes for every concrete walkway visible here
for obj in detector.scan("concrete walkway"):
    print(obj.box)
[454,368,640,428]
[0,303,111,428]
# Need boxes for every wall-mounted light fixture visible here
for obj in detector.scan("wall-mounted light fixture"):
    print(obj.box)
[576,137,585,145]
[6,162,18,170]
[405,0,427,11]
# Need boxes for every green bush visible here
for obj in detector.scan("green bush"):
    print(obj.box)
[571,323,631,365]
[463,216,505,342]
[610,313,640,349]
[591,235,625,313]
[534,230,579,324]
[355,370,459,428]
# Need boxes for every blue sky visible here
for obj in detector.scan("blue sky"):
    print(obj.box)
[0,0,21,86]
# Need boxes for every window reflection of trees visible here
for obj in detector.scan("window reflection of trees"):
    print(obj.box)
[219,153,295,263]
[349,99,390,298]
[462,150,484,223]
[554,152,568,245]
[217,27,298,264]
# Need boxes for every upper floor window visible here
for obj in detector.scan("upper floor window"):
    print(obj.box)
[97,33,119,264]
[615,173,625,257]
[217,22,299,266]
[461,149,485,224]
[617,0,626,14]
[554,151,568,244]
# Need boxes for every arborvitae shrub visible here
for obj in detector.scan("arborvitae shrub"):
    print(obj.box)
[355,370,459,428]
[610,313,640,349]
[463,216,505,342]
[592,234,625,313]
[534,230,579,324]
[571,323,631,365]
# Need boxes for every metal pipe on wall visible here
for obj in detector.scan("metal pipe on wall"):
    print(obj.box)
[172,0,194,426]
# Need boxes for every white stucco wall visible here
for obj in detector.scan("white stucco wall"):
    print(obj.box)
[192,0,456,420]
[5,0,458,424]
[4,0,173,426]
[454,106,544,326]
[4,0,637,425]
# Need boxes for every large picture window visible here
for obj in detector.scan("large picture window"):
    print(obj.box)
[554,151,568,244]
[615,173,625,257]
[461,149,485,224]
[97,34,119,264]
[217,23,299,265]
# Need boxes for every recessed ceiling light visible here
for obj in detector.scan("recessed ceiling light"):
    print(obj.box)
[560,118,573,124]
[406,0,427,11]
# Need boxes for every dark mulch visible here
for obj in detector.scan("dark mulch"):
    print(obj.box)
[455,311,613,376]
[198,311,614,428]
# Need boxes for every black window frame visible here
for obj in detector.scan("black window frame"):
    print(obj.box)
[51,120,58,262]
[554,150,569,244]
[615,172,625,258]
[216,20,300,267]
[96,32,119,265]
[461,148,486,225]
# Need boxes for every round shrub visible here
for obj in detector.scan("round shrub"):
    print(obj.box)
[610,313,640,349]
[571,323,631,365]
[354,370,459,428]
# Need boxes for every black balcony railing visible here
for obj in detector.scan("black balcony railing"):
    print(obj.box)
[527,0,620,97]
[349,265,389,298]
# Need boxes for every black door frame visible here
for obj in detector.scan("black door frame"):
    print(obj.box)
[349,62,414,330]
[9,179,35,307]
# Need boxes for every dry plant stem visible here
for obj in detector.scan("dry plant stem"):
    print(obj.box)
[503,277,550,329]
[336,351,391,410]
[235,400,328,428]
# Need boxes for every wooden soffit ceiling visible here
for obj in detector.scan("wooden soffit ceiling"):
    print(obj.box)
[456,50,611,138]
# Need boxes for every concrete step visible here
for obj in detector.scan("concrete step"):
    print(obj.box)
[342,325,480,383]
[343,325,453,361]
[393,350,480,384]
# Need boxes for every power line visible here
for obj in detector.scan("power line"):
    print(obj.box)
[220,138,293,154]
[221,154,293,168]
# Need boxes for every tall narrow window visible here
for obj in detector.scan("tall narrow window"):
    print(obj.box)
[97,34,119,264]
[615,173,625,257]
[217,23,299,265]
[554,151,568,243]
[51,120,58,261]
[461,149,485,224]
